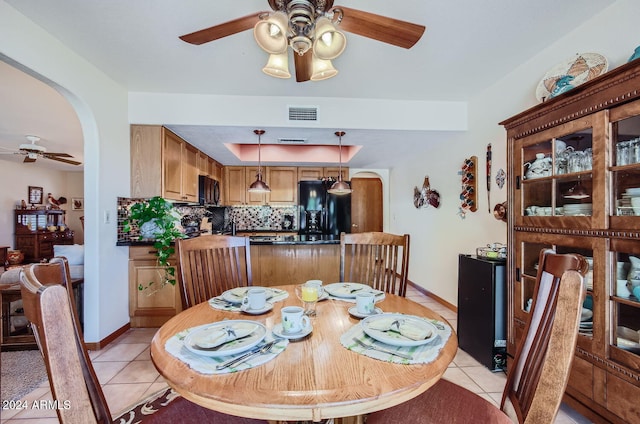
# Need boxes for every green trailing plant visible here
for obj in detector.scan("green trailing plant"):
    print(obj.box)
[123,196,185,291]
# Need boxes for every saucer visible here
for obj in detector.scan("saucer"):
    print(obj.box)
[348,306,382,319]
[272,323,312,340]
[240,301,273,315]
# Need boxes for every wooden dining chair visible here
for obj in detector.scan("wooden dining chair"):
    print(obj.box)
[340,232,410,296]
[176,234,253,308]
[366,249,588,424]
[19,260,268,424]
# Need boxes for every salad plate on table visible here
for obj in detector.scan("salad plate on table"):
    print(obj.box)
[361,313,438,347]
[221,287,275,304]
[323,282,371,298]
[183,320,266,357]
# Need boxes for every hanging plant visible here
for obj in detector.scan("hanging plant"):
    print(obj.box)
[123,196,185,291]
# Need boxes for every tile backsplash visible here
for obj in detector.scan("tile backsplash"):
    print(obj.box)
[117,197,298,242]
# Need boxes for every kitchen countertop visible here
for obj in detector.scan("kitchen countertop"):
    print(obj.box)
[117,233,340,246]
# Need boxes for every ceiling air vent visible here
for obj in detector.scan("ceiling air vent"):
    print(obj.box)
[277,138,308,144]
[288,106,318,121]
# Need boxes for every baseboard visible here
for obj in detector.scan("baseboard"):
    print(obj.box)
[408,280,457,313]
[84,322,130,351]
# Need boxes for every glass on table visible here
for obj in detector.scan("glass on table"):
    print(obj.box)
[295,280,324,317]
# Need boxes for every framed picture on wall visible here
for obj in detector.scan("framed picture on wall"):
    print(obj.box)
[28,186,44,205]
[72,198,84,211]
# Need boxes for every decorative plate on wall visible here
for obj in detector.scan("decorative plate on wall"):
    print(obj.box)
[535,53,608,102]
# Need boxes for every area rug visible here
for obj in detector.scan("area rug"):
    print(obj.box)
[0,350,48,401]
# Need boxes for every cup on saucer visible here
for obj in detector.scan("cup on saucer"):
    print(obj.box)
[281,306,311,334]
[355,292,375,315]
[242,288,267,311]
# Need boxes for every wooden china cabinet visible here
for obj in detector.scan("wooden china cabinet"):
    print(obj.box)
[501,59,640,424]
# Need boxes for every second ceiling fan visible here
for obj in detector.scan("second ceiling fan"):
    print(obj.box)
[179,0,426,82]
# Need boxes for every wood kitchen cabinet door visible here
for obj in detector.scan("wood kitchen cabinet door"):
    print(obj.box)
[162,131,183,200]
[266,167,298,204]
[181,143,199,202]
[246,167,266,205]
[224,166,246,204]
[298,167,323,181]
[350,177,383,233]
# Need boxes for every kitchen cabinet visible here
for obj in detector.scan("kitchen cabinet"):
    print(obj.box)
[128,246,182,327]
[323,167,349,181]
[266,166,298,204]
[501,59,640,424]
[163,131,198,202]
[224,166,266,205]
[14,209,74,263]
[298,167,323,181]
[131,125,221,202]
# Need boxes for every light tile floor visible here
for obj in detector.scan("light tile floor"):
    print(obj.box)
[2,286,593,423]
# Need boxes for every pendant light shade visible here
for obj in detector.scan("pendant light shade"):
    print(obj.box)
[312,17,347,60]
[310,54,338,81]
[328,131,352,195]
[248,129,271,193]
[262,52,292,79]
[253,11,289,54]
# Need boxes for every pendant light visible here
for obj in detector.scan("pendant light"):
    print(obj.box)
[328,131,352,195]
[248,129,271,193]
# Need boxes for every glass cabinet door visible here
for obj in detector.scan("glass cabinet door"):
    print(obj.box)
[514,234,600,353]
[516,115,602,228]
[609,98,640,227]
[609,239,640,370]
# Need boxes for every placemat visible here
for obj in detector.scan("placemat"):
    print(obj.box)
[209,287,289,311]
[165,327,288,374]
[340,314,451,364]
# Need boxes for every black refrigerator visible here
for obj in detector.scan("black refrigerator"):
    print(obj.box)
[298,181,351,236]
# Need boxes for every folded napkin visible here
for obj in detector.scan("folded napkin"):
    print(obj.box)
[326,285,386,303]
[332,285,364,296]
[367,318,433,340]
[192,323,258,348]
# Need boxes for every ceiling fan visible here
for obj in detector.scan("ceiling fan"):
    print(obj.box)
[179,0,426,82]
[0,135,81,166]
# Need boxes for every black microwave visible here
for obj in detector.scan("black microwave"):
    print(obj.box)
[199,175,220,206]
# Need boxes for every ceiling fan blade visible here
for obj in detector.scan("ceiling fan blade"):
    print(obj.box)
[179,12,267,45]
[43,152,73,157]
[43,154,81,166]
[294,51,313,82]
[333,6,426,49]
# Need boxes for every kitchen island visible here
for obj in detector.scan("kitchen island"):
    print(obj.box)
[120,233,341,326]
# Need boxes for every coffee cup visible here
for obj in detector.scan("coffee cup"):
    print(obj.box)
[242,288,267,311]
[281,306,311,334]
[355,292,375,315]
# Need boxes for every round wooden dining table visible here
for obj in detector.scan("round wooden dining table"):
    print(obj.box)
[150,285,458,422]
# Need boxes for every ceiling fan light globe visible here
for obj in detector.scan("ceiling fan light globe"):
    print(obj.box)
[310,56,338,81]
[254,11,289,54]
[262,53,292,78]
[290,35,312,55]
[312,17,346,60]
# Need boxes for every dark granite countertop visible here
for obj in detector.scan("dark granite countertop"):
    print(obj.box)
[117,233,339,246]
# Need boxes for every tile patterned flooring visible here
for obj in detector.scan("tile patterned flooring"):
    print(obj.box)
[1,286,592,423]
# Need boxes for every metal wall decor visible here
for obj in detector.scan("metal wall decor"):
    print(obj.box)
[413,176,440,209]
[458,156,477,219]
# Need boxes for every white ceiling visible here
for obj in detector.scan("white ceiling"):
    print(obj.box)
[0,0,618,171]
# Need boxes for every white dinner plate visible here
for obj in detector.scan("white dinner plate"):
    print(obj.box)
[361,313,438,347]
[348,306,382,319]
[183,320,266,357]
[271,323,312,340]
[323,282,371,298]
[221,287,272,304]
[240,301,273,315]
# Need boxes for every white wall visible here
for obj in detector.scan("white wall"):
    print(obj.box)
[1,2,130,343]
[0,161,82,248]
[389,0,640,306]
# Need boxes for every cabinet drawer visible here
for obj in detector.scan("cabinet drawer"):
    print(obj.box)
[605,374,640,423]
[567,356,594,400]
[129,246,176,261]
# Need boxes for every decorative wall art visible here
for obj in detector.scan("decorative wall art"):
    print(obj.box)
[413,176,440,209]
[535,53,608,102]
[72,198,84,211]
[486,144,492,213]
[28,186,43,205]
[495,169,506,189]
[458,156,477,219]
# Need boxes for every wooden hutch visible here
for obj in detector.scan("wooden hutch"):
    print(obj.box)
[14,209,74,263]
[501,59,640,423]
